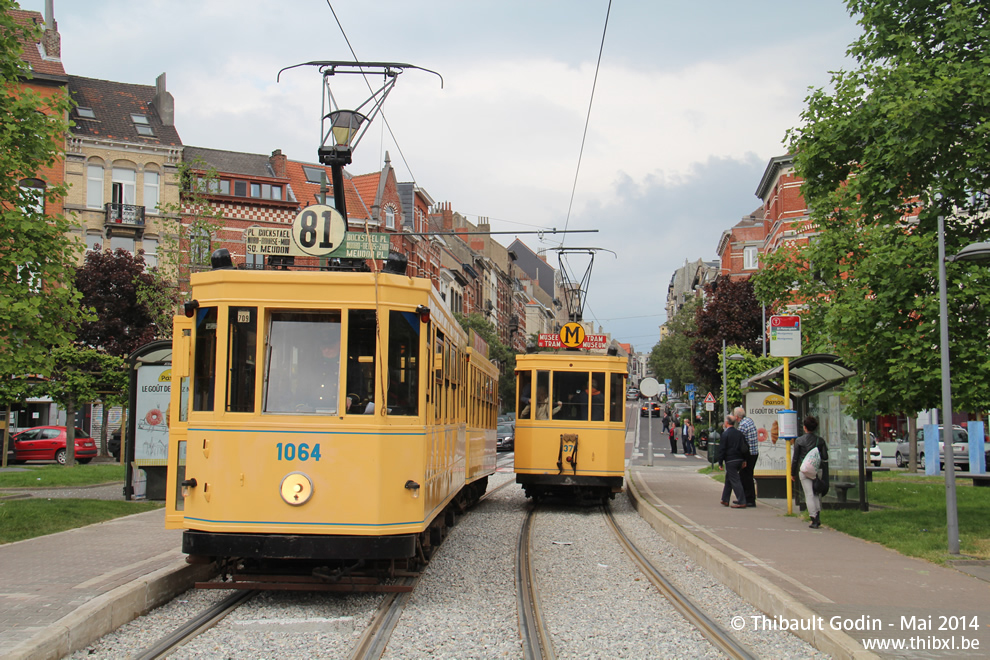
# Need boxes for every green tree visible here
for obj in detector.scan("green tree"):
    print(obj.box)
[454,312,516,411]
[690,279,768,396]
[721,346,782,414]
[33,345,127,465]
[0,5,83,382]
[157,158,228,296]
[755,0,990,419]
[648,297,700,395]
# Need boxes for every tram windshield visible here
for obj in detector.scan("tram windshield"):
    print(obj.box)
[552,371,606,421]
[263,311,342,414]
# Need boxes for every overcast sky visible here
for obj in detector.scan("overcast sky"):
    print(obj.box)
[25,0,862,350]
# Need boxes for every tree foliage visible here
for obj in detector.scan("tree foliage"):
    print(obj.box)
[754,0,990,418]
[75,248,177,357]
[721,346,782,415]
[35,344,127,465]
[648,297,700,394]
[0,5,83,381]
[454,312,516,411]
[690,279,767,397]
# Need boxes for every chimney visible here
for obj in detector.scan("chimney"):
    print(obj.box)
[152,73,174,127]
[270,149,287,178]
[42,0,60,59]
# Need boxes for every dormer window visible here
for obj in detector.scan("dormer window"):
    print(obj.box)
[76,107,96,119]
[303,166,325,184]
[131,113,155,136]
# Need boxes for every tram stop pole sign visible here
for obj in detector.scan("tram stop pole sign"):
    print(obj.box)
[769,315,802,358]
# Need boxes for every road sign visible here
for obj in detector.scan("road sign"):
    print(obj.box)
[245,204,389,260]
[639,377,660,398]
[704,392,716,404]
[559,322,586,348]
[685,383,696,392]
[705,402,715,412]
[769,315,802,357]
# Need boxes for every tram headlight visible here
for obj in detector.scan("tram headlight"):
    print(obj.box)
[280,472,314,506]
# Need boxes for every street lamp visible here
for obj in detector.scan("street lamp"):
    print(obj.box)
[721,339,746,418]
[938,229,990,556]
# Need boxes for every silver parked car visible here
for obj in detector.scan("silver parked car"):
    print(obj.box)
[894,426,968,470]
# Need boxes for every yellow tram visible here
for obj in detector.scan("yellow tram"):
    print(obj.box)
[164,260,498,570]
[513,352,627,500]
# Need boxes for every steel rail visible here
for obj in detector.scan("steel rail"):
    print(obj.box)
[516,506,556,660]
[601,504,756,660]
[134,589,258,660]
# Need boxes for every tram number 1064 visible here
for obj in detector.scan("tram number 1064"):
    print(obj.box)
[276,442,322,462]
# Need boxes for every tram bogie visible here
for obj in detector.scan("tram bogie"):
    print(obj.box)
[513,353,627,502]
[164,266,498,575]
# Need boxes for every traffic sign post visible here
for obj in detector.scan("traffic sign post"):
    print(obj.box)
[639,378,660,466]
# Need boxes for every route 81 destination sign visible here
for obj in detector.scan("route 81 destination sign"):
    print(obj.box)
[246,204,390,260]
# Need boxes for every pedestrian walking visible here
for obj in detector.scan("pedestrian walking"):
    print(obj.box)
[791,415,828,529]
[717,415,749,508]
[734,406,759,507]
[668,422,677,454]
[682,417,695,456]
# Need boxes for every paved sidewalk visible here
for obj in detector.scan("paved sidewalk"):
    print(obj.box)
[0,508,208,660]
[628,465,990,660]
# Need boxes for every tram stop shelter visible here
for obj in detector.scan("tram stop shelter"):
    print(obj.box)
[124,340,173,501]
[740,354,871,510]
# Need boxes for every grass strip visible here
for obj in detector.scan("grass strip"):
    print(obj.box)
[0,498,162,544]
[0,464,125,488]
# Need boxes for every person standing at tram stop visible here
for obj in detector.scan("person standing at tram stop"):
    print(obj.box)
[734,406,760,507]
[718,415,749,508]
[521,386,562,420]
[792,415,827,529]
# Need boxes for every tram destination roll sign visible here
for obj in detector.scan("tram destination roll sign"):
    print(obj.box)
[245,204,391,260]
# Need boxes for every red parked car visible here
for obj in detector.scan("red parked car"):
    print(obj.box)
[10,426,97,464]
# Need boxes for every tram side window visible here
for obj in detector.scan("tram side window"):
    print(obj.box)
[434,331,445,422]
[263,311,341,414]
[517,370,532,420]
[192,307,218,412]
[609,372,624,423]
[590,373,606,421]
[387,311,419,416]
[226,307,257,412]
[552,371,589,421]
[346,310,377,414]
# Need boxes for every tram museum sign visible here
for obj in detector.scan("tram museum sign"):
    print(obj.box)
[538,322,609,350]
[245,204,391,260]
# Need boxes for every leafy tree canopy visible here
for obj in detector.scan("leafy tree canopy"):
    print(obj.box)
[75,248,177,356]
[0,4,82,381]
[690,279,768,397]
[454,312,516,411]
[755,0,990,418]
[649,297,700,394]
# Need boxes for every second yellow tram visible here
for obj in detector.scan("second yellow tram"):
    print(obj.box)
[514,353,627,500]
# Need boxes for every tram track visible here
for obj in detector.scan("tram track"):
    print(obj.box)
[601,503,757,660]
[515,505,556,660]
[133,589,258,660]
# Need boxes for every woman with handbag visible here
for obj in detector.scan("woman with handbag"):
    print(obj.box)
[791,415,826,529]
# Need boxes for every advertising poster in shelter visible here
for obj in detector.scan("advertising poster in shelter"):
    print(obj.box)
[135,366,171,466]
[746,391,792,476]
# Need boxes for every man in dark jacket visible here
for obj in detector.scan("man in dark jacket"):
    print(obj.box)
[717,415,749,508]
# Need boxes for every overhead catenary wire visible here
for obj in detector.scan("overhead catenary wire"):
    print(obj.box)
[560,0,613,249]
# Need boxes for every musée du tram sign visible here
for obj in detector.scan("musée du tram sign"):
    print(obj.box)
[538,322,609,350]
[246,204,390,260]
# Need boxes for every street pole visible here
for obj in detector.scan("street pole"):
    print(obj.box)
[937,215,961,556]
[785,356,793,515]
[721,339,728,419]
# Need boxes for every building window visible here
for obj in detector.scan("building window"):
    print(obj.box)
[110,235,135,254]
[233,181,247,197]
[251,182,261,198]
[18,178,45,214]
[743,246,759,270]
[85,233,102,253]
[303,166,325,184]
[190,228,211,265]
[144,170,160,215]
[112,167,136,205]
[385,206,395,229]
[87,164,104,209]
[142,237,158,268]
[76,107,96,119]
[131,113,154,137]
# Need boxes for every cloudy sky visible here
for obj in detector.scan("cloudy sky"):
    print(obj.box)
[25,0,862,349]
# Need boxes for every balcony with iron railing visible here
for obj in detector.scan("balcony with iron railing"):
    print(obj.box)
[104,203,145,228]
